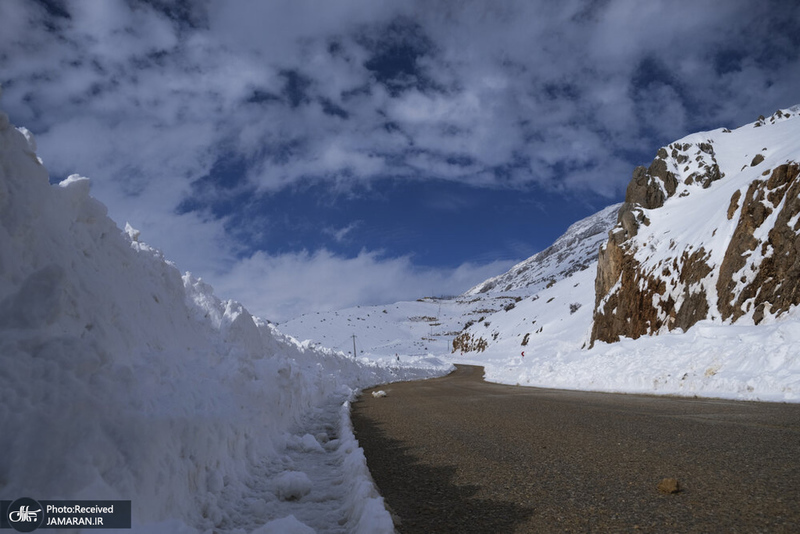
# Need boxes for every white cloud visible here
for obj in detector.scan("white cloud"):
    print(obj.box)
[5,0,797,201]
[68,0,178,61]
[323,222,360,243]
[208,248,515,323]
[2,0,799,319]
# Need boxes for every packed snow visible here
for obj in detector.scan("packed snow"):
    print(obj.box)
[0,97,451,532]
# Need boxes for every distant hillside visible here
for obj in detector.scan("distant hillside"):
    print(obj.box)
[466,203,620,296]
[283,205,620,358]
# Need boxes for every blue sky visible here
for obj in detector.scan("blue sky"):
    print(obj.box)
[1,0,798,321]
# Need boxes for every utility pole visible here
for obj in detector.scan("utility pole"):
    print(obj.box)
[352,334,357,357]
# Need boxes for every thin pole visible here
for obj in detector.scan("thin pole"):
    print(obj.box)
[352,334,357,357]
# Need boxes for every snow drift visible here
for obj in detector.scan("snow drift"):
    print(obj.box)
[0,96,451,532]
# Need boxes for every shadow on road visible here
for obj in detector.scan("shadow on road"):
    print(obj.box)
[352,409,535,533]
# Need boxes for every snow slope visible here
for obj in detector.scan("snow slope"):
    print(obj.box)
[592,107,800,343]
[0,97,451,533]
[282,205,621,360]
[465,203,620,296]
[454,262,800,402]
[454,107,800,402]
[283,297,498,361]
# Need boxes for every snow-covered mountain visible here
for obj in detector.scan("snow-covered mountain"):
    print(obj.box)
[282,204,620,359]
[447,106,800,401]
[466,203,620,296]
[0,95,450,533]
[592,107,800,343]
[286,107,800,403]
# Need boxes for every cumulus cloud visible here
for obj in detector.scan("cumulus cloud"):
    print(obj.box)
[209,248,515,323]
[323,222,360,243]
[6,1,797,197]
[5,0,795,201]
[2,0,798,318]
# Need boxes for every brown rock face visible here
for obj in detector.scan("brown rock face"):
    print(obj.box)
[592,150,681,344]
[591,248,668,344]
[727,190,742,220]
[717,163,800,323]
[673,248,713,332]
[452,332,488,353]
[592,159,800,346]
[591,244,714,344]
[625,153,677,210]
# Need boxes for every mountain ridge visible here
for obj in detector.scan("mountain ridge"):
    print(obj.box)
[465,202,621,296]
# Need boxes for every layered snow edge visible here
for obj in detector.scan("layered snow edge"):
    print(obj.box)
[0,104,451,532]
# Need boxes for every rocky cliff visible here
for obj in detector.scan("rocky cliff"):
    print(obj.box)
[592,108,800,344]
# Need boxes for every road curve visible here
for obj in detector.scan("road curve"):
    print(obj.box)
[351,364,800,533]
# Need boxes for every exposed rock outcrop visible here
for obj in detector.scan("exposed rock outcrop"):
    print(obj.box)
[625,148,677,209]
[452,331,488,353]
[592,148,681,343]
[717,163,800,324]
[591,106,800,345]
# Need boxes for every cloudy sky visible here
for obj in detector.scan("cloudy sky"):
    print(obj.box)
[2,0,798,321]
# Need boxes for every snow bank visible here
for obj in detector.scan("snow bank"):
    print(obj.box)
[0,101,450,531]
[453,259,800,402]
[475,306,800,402]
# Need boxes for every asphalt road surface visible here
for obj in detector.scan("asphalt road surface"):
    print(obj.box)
[351,364,800,533]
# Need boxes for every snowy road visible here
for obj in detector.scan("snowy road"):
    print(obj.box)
[352,365,800,533]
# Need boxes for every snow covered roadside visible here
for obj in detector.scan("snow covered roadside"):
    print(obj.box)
[0,97,451,532]
[283,262,800,403]
[451,266,800,403]
[469,314,800,402]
